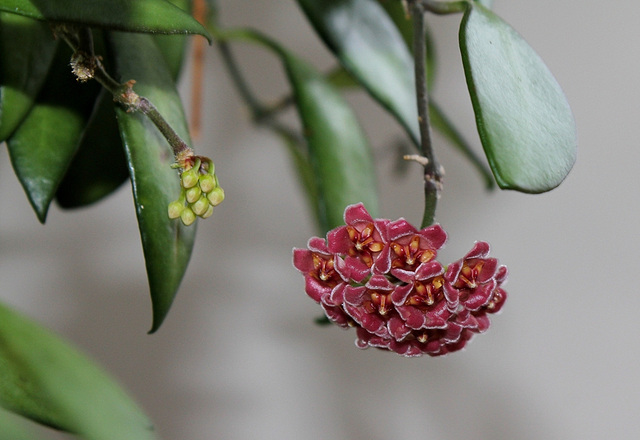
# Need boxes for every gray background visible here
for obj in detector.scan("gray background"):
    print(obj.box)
[1,0,639,438]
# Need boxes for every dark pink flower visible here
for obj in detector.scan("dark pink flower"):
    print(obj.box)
[293,237,346,303]
[327,203,390,271]
[444,241,499,311]
[292,204,508,357]
[386,218,447,272]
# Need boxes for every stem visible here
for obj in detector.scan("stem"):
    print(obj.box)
[216,40,268,119]
[409,0,444,228]
[421,0,470,15]
[55,25,194,161]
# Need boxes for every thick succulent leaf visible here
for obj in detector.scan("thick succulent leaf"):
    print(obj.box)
[110,31,196,333]
[460,3,576,192]
[55,90,129,208]
[0,302,155,439]
[296,0,420,147]
[0,12,58,141]
[6,43,100,222]
[429,101,494,189]
[0,0,210,40]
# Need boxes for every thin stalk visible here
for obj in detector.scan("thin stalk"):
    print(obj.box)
[409,0,444,228]
[422,0,470,15]
[56,25,193,161]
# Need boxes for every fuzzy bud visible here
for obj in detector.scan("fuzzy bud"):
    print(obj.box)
[201,204,214,219]
[199,174,216,193]
[168,200,184,219]
[181,168,199,189]
[192,196,210,216]
[180,207,196,226]
[185,186,202,204]
[207,187,225,206]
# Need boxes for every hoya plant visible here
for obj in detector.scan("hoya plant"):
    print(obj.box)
[0,0,576,437]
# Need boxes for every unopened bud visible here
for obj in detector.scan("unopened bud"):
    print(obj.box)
[207,187,225,206]
[185,186,202,204]
[199,174,216,193]
[181,168,199,188]
[192,196,210,216]
[201,204,214,219]
[168,200,184,219]
[180,207,196,226]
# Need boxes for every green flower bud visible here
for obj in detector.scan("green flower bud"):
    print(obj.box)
[180,207,196,226]
[201,204,214,219]
[192,196,210,216]
[185,185,202,204]
[168,200,184,219]
[181,168,199,189]
[199,174,216,193]
[207,187,225,206]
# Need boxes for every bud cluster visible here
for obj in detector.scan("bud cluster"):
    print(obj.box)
[168,156,225,226]
[293,203,508,357]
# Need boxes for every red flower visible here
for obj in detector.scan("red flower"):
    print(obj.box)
[293,203,508,357]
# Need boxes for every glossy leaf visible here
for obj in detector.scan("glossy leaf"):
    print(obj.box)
[460,3,576,192]
[55,90,129,208]
[0,302,155,439]
[0,0,210,41]
[153,0,191,80]
[110,31,196,332]
[0,12,58,141]
[296,0,420,147]
[275,127,322,231]
[220,28,378,231]
[6,43,100,222]
[288,56,378,230]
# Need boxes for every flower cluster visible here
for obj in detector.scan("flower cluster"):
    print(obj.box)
[293,203,507,357]
[168,155,224,226]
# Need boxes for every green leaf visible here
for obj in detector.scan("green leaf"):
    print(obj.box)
[296,0,420,147]
[0,0,211,41]
[153,0,191,80]
[6,43,101,222]
[460,3,576,193]
[55,90,129,208]
[219,28,378,231]
[429,101,494,189]
[377,0,436,90]
[274,127,322,230]
[109,31,196,333]
[286,54,379,230]
[0,302,156,439]
[0,12,58,141]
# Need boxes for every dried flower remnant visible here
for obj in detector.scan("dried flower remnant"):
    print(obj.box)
[293,203,508,357]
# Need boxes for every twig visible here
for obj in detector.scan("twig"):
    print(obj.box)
[408,1,444,227]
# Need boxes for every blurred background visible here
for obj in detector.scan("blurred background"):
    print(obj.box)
[1,0,639,438]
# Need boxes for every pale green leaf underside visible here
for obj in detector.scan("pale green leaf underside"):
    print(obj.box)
[460,3,576,193]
